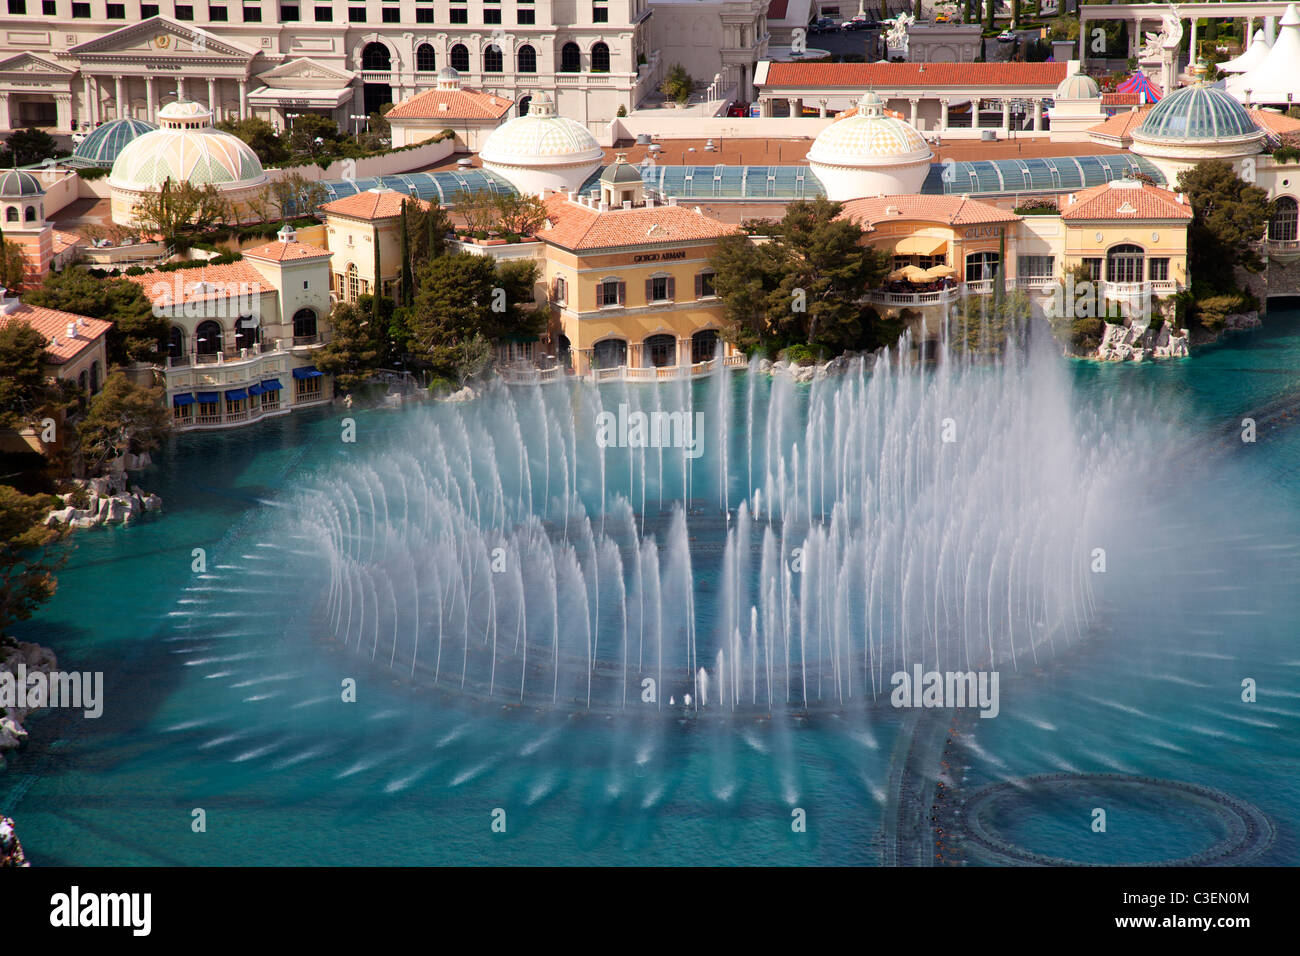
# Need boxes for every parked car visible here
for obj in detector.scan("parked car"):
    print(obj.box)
[726,101,750,117]
[809,16,837,33]
[934,12,953,22]
[997,29,1018,42]
[841,16,869,31]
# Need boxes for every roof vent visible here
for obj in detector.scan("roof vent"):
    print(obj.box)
[622,200,632,210]
[1117,201,1137,214]
[67,322,77,340]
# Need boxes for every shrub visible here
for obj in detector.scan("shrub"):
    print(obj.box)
[782,344,825,366]
[76,166,109,180]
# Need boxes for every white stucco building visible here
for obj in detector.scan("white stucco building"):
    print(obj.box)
[806,91,933,202]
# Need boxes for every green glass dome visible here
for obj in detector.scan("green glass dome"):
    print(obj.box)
[1134,83,1260,141]
[73,118,158,168]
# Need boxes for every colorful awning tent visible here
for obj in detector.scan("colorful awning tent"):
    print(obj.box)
[1116,71,1162,103]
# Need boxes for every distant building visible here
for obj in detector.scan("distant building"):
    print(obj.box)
[0,170,85,289]
[320,187,428,302]
[385,68,514,153]
[126,226,334,430]
[0,292,110,398]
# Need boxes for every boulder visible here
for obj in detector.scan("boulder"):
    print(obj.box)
[143,494,163,513]
[0,717,27,751]
[71,516,98,529]
[104,496,130,523]
[44,507,74,528]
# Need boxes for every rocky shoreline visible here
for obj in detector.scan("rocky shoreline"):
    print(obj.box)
[0,815,28,867]
[43,452,162,531]
[0,640,58,766]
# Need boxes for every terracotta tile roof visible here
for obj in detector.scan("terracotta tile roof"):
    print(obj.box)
[1059,181,1192,221]
[762,61,1068,89]
[1101,92,1141,107]
[320,189,427,221]
[0,303,111,365]
[125,261,268,306]
[1086,106,1152,144]
[539,195,736,251]
[838,194,1020,228]
[385,86,513,121]
[51,230,86,256]
[242,237,333,261]
[1249,108,1300,136]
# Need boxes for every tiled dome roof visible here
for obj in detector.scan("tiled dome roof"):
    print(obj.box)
[108,103,265,191]
[72,117,158,168]
[479,93,603,167]
[807,91,932,167]
[1055,73,1101,100]
[1134,81,1261,141]
[0,169,43,198]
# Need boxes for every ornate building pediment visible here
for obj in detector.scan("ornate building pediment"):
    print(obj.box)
[0,52,77,77]
[256,57,357,89]
[63,16,259,63]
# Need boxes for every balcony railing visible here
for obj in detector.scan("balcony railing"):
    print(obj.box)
[865,286,960,307]
[292,333,322,346]
[1265,237,1300,255]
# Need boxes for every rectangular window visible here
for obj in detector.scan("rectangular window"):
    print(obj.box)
[1149,258,1169,282]
[208,4,227,18]
[243,4,261,19]
[174,3,193,17]
[295,376,323,399]
[1082,257,1102,281]
[593,5,608,21]
[449,7,466,22]
[553,276,567,303]
[280,3,299,19]
[600,280,620,307]
[416,6,432,19]
[650,276,669,301]
[141,1,158,13]
[382,6,398,21]
[106,1,126,14]
[42,0,56,13]
[8,0,27,13]
[696,271,716,298]
[71,1,90,15]
[348,5,364,19]
[314,4,330,18]
[516,8,533,22]
[1017,255,1054,279]
[484,8,501,22]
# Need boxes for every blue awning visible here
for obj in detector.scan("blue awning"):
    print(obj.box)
[292,365,323,379]
[225,388,248,402]
[196,392,220,404]
[260,378,283,392]
[247,382,265,396]
[172,393,195,407]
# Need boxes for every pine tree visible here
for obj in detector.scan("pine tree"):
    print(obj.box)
[399,199,414,308]
[372,224,383,310]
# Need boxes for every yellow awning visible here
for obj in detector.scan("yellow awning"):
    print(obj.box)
[893,235,948,256]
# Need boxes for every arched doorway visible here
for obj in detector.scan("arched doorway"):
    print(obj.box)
[593,338,627,369]
[89,361,101,394]
[293,307,318,343]
[644,333,676,368]
[195,320,223,356]
[518,95,532,116]
[361,42,394,115]
[560,42,581,73]
[591,42,610,73]
[234,318,260,352]
[691,329,719,363]
[1270,196,1298,242]
[167,326,184,361]
[1106,243,1145,284]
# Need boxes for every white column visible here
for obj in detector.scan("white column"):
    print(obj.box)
[238,79,248,119]
[145,76,156,122]
[1032,97,1043,132]
[1188,18,1197,65]
[208,78,217,115]
[1001,98,1010,133]
[176,76,185,100]
[908,96,919,127]
[939,97,949,131]
[1266,16,1277,45]
[818,98,827,118]
[0,94,11,132]
[1246,17,1254,47]
[81,75,93,128]
[114,76,124,119]
[55,93,72,132]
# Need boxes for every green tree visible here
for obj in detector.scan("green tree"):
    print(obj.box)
[76,372,171,475]
[406,198,453,262]
[314,300,383,394]
[983,0,994,31]
[660,64,694,105]
[493,192,548,236]
[0,320,54,429]
[287,113,343,158]
[709,232,789,356]
[0,485,65,647]
[132,178,231,250]
[0,128,61,167]
[399,200,414,309]
[217,116,291,165]
[24,268,164,365]
[0,229,25,290]
[1177,160,1272,291]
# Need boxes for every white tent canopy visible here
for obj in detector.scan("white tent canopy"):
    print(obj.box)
[1228,3,1300,105]
[1218,30,1270,74]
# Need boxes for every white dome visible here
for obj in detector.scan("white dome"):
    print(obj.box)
[1055,73,1101,100]
[807,91,933,201]
[479,94,603,168]
[108,99,266,192]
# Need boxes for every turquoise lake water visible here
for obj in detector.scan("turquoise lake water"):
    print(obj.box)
[4,315,1300,866]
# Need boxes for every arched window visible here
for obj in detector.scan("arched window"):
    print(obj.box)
[293,307,318,341]
[416,43,436,72]
[89,361,101,394]
[24,206,36,222]
[591,42,610,73]
[195,319,223,356]
[1106,243,1145,284]
[518,95,532,116]
[1269,195,1298,242]
[691,329,719,363]
[4,207,16,222]
[450,44,470,72]
[361,42,392,71]
[964,251,1000,283]
[78,370,87,394]
[483,44,503,73]
[560,42,581,73]
[167,326,184,360]
[347,263,361,301]
[234,318,260,352]
[593,338,627,369]
[517,44,537,74]
[644,333,676,368]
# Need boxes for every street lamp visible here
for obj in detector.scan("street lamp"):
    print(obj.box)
[350,113,369,136]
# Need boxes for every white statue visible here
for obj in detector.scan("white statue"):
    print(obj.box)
[1140,4,1184,60]
[886,12,915,57]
